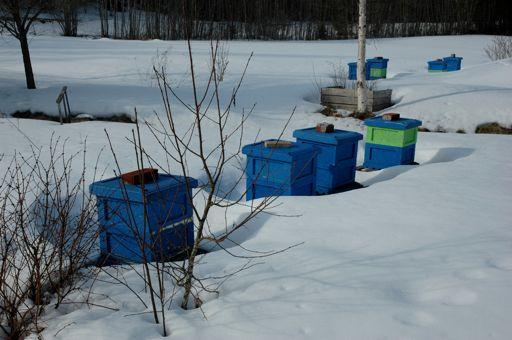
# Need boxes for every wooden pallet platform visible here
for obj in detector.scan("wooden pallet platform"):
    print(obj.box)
[321,87,392,112]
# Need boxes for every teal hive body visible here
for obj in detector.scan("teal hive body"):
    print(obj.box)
[349,57,389,80]
[363,116,422,169]
[428,59,446,72]
[293,128,362,194]
[242,140,317,200]
[90,174,197,263]
[443,54,463,71]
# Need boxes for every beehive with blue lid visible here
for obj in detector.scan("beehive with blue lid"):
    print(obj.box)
[293,125,362,194]
[427,59,446,72]
[443,54,463,71]
[363,114,422,169]
[348,57,389,80]
[90,171,197,263]
[242,140,317,200]
[367,57,389,79]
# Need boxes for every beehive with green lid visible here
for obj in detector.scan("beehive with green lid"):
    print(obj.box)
[364,115,422,148]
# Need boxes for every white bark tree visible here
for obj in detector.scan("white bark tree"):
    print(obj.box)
[356,0,367,115]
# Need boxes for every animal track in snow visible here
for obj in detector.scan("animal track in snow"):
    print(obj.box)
[406,278,478,306]
[487,257,512,271]
[454,269,488,280]
[394,311,436,327]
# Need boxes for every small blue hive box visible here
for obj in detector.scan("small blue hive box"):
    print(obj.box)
[363,116,422,169]
[367,57,389,79]
[242,140,317,200]
[293,126,362,194]
[427,59,446,72]
[443,54,463,71]
[364,143,416,169]
[90,173,198,263]
[348,61,370,80]
[349,57,389,80]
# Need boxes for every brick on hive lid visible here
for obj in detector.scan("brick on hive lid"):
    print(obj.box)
[382,113,400,121]
[316,122,335,133]
[121,168,159,185]
[264,140,293,148]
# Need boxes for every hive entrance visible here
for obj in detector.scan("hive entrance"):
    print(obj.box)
[264,140,293,148]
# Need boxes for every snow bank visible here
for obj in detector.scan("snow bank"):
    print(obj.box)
[0,32,511,339]
[0,119,508,340]
[1,35,511,132]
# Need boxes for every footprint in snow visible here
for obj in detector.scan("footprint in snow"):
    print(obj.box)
[394,311,435,327]
[407,278,478,306]
[454,269,488,280]
[441,288,478,306]
[487,257,512,271]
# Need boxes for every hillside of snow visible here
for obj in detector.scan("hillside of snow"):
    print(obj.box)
[2,115,511,340]
[0,32,511,340]
[1,35,511,132]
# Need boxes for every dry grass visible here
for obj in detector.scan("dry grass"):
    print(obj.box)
[11,111,134,123]
[475,122,512,134]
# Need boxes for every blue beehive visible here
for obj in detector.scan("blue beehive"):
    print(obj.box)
[367,57,389,79]
[242,140,317,200]
[364,143,416,169]
[90,174,198,263]
[363,117,422,169]
[427,59,446,72]
[293,127,362,194]
[443,54,463,71]
[348,61,370,80]
[349,57,389,80]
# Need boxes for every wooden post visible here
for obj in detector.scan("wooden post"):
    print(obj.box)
[57,102,63,125]
[63,88,71,123]
[356,0,367,116]
[56,86,70,124]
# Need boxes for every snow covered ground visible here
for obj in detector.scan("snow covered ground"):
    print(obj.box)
[3,118,512,340]
[1,34,511,132]
[1,31,512,339]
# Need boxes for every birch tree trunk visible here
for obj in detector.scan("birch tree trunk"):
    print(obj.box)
[356,0,367,115]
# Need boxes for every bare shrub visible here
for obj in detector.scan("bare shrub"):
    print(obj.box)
[211,41,230,82]
[101,123,180,337]
[0,138,100,339]
[366,79,378,91]
[96,39,300,337]
[148,39,300,312]
[141,48,176,88]
[327,62,378,90]
[327,61,350,88]
[484,36,512,61]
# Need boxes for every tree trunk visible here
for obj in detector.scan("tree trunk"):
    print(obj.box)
[356,0,367,115]
[19,32,36,89]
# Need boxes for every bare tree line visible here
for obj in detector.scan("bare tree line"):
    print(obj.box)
[92,0,509,40]
[2,0,510,43]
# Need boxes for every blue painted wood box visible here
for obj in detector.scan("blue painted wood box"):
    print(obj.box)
[367,57,389,79]
[364,143,416,169]
[293,127,362,194]
[427,59,446,72]
[349,57,389,80]
[242,140,317,200]
[90,174,197,263]
[443,54,463,71]
[348,62,370,80]
[363,117,422,169]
